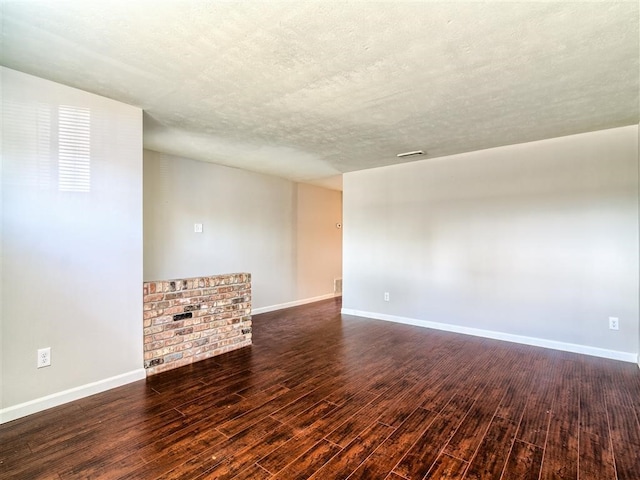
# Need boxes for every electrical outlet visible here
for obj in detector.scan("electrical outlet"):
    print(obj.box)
[194,223,203,233]
[609,317,619,330]
[37,347,51,368]
[384,292,390,302]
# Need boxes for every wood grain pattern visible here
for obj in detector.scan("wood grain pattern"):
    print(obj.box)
[1,297,638,480]
[464,415,517,480]
[539,420,578,480]
[271,439,341,479]
[579,431,617,480]
[347,407,438,480]
[425,454,469,479]
[502,440,544,480]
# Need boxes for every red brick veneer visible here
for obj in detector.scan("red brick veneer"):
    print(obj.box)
[143,273,251,375]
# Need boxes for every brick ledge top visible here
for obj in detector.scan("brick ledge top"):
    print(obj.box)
[144,273,250,284]
[143,273,251,295]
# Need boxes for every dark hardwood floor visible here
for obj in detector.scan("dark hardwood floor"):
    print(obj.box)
[2,298,639,479]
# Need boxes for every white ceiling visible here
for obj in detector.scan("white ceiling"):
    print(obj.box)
[1,1,638,190]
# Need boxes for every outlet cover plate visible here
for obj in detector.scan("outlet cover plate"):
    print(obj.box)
[37,347,51,368]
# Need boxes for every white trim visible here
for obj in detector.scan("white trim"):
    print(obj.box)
[253,293,341,315]
[0,369,146,424]
[341,309,639,364]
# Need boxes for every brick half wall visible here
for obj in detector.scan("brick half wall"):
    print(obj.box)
[143,273,252,375]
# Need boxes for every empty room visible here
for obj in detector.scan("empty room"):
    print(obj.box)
[1,1,639,479]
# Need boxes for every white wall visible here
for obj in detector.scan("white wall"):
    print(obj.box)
[1,68,144,422]
[343,126,639,361]
[143,150,342,311]
[0,69,4,417]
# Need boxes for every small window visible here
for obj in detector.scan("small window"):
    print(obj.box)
[58,105,91,192]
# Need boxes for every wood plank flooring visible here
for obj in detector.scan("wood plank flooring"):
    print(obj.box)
[1,298,639,479]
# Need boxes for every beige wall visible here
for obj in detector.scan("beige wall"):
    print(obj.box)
[343,126,639,360]
[296,183,343,300]
[1,68,144,420]
[143,150,342,311]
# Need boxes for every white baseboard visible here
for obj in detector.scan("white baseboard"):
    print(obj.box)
[341,308,638,364]
[0,368,146,424]
[253,293,341,315]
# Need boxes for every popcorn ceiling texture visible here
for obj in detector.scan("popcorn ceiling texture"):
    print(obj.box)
[1,2,637,189]
[143,274,251,376]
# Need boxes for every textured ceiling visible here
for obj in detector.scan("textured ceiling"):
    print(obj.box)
[1,1,638,190]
